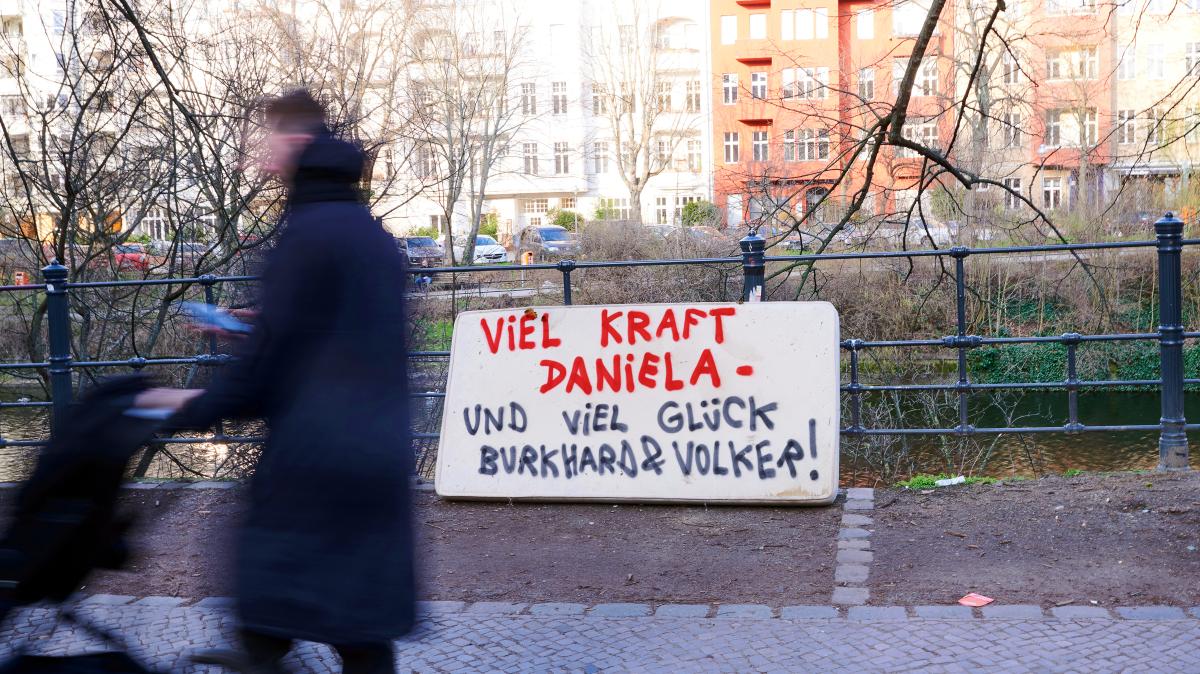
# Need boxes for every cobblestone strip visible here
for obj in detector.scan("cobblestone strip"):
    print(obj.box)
[833,487,875,606]
[6,604,1200,673]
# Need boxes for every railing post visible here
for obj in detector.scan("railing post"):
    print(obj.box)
[1155,212,1189,470]
[740,231,765,302]
[42,260,72,437]
[557,259,576,305]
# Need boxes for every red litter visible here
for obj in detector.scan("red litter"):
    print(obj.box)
[959,593,995,607]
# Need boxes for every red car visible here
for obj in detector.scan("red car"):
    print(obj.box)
[114,243,150,271]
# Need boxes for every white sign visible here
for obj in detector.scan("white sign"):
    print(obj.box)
[435,302,840,504]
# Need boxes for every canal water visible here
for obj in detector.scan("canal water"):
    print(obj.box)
[1,388,1195,484]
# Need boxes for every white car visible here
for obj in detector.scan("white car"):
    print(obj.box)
[454,234,511,264]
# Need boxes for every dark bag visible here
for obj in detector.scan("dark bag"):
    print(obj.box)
[0,375,168,673]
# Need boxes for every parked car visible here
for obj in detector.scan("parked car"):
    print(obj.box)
[453,234,510,264]
[515,225,579,262]
[150,241,208,266]
[399,236,445,268]
[645,224,676,239]
[114,243,150,271]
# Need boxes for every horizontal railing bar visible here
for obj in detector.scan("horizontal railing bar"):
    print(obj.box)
[65,275,259,289]
[842,424,1172,435]
[842,378,1200,392]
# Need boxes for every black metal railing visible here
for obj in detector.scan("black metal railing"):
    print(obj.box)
[0,213,1193,472]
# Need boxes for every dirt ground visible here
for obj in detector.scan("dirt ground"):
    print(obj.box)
[0,488,840,605]
[870,471,1200,607]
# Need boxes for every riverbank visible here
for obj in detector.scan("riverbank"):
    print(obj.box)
[2,470,1198,607]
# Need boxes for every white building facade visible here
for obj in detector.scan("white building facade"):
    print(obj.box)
[391,0,714,240]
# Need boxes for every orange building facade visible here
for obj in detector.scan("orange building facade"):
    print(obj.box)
[710,0,961,230]
[707,0,1153,233]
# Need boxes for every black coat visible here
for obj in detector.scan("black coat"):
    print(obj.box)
[178,130,415,643]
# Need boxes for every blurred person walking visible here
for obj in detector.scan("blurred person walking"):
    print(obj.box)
[138,91,414,674]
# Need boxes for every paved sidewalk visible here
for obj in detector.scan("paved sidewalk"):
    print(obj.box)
[4,603,1200,673]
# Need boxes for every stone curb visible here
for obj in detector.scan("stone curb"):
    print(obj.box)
[54,595,1200,621]
[833,488,875,605]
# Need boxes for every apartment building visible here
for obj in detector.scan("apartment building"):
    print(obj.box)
[394,0,714,241]
[710,0,1200,232]
[709,0,958,229]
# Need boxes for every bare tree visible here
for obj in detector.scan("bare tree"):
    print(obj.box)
[404,1,530,264]
[584,1,701,225]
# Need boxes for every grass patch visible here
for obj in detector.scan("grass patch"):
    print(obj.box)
[895,473,999,489]
[414,318,453,351]
[1063,468,1084,478]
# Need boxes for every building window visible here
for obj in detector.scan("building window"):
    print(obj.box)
[0,96,21,118]
[656,197,669,225]
[919,57,938,96]
[687,140,702,172]
[1003,177,1022,209]
[592,142,609,173]
[520,83,537,115]
[1003,113,1022,149]
[552,81,567,115]
[554,142,570,174]
[1042,177,1062,210]
[686,80,702,113]
[1187,43,1200,74]
[598,198,631,221]
[784,131,796,161]
[799,128,830,161]
[722,73,738,105]
[523,142,538,175]
[415,147,436,179]
[143,208,169,241]
[430,214,446,232]
[656,81,672,112]
[781,10,795,40]
[720,15,737,44]
[893,0,928,36]
[1117,110,1136,144]
[1187,108,1200,144]
[752,130,769,161]
[1118,48,1136,80]
[523,198,549,214]
[857,10,875,39]
[1146,44,1165,79]
[1047,47,1099,80]
[749,13,766,40]
[899,118,939,157]
[1002,52,1020,85]
[727,194,744,226]
[723,132,740,163]
[655,138,671,166]
[1045,110,1061,147]
[792,8,829,40]
[591,84,607,115]
[560,197,576,210]
[751,72,767,99]
[1081,108,1097,146]
[894,57,938,96]
[784,67,829,99]
[858,68,874,100]
[1150,108,1166,144]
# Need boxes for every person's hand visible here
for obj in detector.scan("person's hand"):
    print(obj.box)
[187,307,257,340]
[134,388,203,411]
